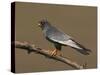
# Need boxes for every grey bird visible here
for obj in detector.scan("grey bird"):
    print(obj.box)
[38,19,91,56]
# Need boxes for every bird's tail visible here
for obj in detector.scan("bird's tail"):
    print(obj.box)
[67,39,92,55]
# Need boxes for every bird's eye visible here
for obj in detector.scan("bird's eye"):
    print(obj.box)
[41,21,44,25]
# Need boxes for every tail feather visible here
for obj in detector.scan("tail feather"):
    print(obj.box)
[72,46,91,55]
[67,39,92,55]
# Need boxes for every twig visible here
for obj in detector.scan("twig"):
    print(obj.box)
[15,41,84,69]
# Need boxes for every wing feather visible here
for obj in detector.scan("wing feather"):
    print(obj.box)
[45,26,71,44]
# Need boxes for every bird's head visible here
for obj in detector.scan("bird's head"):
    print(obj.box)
[38,19,50,30]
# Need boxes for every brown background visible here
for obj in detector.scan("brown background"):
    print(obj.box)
[15,2,97,73]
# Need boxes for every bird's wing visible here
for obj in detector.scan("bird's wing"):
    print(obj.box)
[49,36,91,55]
[46,27,84,48]
[45,27,83,49]
[48,33,82,49]
[46,27,72,44]
[45,25,91,55]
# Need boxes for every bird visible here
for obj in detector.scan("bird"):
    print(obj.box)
[38,19,91,56]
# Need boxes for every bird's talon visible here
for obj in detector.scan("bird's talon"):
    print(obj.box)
[50,49,57,56]
[49,49,63,56]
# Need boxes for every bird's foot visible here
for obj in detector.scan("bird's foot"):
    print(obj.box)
[50,49,57,56]
[50,49,62,56]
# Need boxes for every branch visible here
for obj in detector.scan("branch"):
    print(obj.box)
[15,41,84,69]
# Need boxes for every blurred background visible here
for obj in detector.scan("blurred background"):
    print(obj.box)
[15,2,97,73]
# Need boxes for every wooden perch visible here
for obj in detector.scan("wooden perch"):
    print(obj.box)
[15,41,84,69]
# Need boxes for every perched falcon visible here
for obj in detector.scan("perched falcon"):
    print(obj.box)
[38,19,91,56]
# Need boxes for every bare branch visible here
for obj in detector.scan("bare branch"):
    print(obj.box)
[15,41,84,69]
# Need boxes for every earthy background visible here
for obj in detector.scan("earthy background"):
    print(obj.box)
[15,2,97,73]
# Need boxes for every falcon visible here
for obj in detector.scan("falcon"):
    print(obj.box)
[38,19,91,56]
